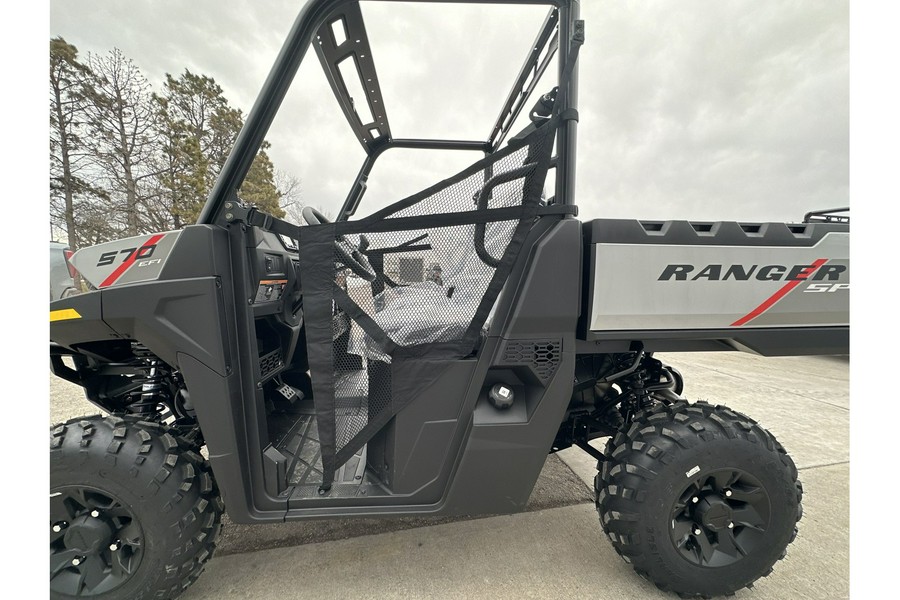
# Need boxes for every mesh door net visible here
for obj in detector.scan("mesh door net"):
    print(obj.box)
[297,119,558,489]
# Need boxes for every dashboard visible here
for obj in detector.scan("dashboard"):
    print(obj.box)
[247,228,300,317]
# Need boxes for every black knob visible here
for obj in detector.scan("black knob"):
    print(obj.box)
[488,384,514,410]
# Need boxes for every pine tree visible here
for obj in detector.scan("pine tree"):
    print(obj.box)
[155,70,284,225]
[241,142,285,217]
[49,37,101,250]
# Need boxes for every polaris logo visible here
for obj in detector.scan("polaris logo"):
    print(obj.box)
[659,263,846,281]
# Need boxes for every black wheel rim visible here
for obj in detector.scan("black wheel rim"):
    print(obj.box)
[669,468,771,568]
[50,485,144,596]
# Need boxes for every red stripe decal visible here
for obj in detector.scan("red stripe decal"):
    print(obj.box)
[99,234,166,288]
[731,259,828,327]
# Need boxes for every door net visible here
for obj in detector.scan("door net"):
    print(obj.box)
[297,118,558,489]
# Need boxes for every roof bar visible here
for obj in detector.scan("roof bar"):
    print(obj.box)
[201,0,570,225]
[315,1,392,153]
[339,138,489,219]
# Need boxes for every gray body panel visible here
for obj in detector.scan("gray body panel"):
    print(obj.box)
[69,231,182,289]
[586,219,849,332]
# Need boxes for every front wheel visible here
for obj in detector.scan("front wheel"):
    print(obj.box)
[50,416,223,600]
[595,400,802,598]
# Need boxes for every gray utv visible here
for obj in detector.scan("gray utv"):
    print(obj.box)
[49,1,849,598]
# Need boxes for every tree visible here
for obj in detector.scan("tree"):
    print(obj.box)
[153,109,208,228]
[49,37,99,250]
[50,47,292,243]
[85,48,160,237]
[155,71,241,225]
[155,70,284,225]
[276,170,304,223]
[241,142,284,217]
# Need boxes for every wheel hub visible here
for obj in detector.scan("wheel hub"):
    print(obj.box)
[670,468,771,568]
[696,496,734,532]
[63,514,114,554]
[50,485,144,597]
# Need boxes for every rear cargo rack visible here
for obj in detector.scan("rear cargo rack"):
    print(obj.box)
[803,207,849,224]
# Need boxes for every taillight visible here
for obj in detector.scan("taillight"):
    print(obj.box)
[64,249,78,279]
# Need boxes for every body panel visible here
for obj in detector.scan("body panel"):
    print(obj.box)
[586,219,849,334]
[69,231,182,289]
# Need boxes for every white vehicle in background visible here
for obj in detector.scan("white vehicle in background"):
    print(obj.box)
[49,240,78,301]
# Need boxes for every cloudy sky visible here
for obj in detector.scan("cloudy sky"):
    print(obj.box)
[49,0,848,224]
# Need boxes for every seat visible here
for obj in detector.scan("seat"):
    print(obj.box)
[348,280,476,363]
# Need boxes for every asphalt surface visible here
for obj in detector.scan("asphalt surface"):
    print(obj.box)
[49,351,850,599]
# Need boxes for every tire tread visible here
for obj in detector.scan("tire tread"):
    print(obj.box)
[50,415,222,600]
[595,400,802,598]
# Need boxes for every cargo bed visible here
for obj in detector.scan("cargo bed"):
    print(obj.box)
[579,219,849,356]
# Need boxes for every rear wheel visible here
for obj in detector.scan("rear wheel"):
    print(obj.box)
[595,400,802,598]
[50,415,223,600]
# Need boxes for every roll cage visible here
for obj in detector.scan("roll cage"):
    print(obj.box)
[197,0,582,226]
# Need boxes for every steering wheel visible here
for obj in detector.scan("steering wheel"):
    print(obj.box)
[301,206,377,282]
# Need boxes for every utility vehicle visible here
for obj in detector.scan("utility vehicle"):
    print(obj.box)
[49,1,849,598]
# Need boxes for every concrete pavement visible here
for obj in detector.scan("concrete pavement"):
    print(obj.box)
[182,464,848,600]
[49,352,849,599]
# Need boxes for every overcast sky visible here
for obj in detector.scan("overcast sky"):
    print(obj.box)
[49,0,849,224]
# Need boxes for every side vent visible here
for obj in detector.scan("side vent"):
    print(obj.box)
[259,348,283,380]
[499,339,562,383]
[740,223,763,235]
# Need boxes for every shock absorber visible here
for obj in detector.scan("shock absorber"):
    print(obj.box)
[601,348,684,424]
[124,344,175,415]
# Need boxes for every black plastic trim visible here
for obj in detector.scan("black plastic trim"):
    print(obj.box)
[578,326,849,357]
[585,218,849,247]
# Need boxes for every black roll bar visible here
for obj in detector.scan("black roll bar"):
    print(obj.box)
[199,0,578,226]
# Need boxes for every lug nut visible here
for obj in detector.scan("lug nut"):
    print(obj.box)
[71,556,83,566]
[728,522,734,529]
[52,522,66,533]
[693,527,702,535]
[724,489,733,497]
[90,510,100,518]
[692,496,699,504]
[109,542,120,552]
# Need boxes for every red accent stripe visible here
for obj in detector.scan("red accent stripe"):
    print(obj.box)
[99,234,166,288]
[731,259,828,327]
